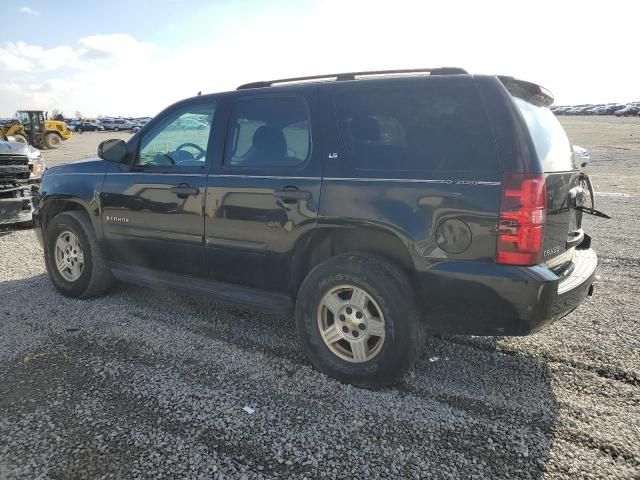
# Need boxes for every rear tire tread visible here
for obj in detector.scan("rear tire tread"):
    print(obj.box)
[295,253,425,388]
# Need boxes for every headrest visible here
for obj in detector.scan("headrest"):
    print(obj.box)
[349,116,380,142]
[252,125,286,158]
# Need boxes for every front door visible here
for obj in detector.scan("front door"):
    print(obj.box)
[101,100,217,276]
[204,91,321,292]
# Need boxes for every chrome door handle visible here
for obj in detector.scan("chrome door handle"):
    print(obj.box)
[171,183,200,198]
[272,187,311,203]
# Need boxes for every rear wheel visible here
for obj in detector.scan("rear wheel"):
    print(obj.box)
[45,132,62,149]
[44,211,113,298]
[295,253,425,388]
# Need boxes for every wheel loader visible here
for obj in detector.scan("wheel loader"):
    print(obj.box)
[0,111,72,149]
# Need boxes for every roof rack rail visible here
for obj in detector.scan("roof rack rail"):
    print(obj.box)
[236,67,468,90]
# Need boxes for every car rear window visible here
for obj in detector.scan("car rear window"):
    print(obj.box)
[512,97,575,172]
[334,83,500,172]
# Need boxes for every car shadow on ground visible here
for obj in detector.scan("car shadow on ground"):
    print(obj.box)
[1,275,559,478]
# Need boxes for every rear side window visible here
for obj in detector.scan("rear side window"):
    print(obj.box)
[334,84,499,172]
[225,96,311,168]
[513,97,575,172]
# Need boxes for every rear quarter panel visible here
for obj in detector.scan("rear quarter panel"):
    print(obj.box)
[318,179,502,270]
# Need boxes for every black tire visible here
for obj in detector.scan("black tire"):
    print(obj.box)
[12,133,28,144]
[44,210,113,298]
[295,253,425,388]
[45,132,62,149]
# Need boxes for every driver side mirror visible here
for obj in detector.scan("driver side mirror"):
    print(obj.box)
[98,139,127,163]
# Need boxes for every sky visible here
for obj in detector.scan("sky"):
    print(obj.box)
[1,0,638,118]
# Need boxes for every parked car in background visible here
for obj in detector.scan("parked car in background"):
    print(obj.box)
[168,115,208,130]
[573,145,590,168]
[75,122,104,132]
[553,103,639,116]
[602,104,623,115]
[0,139,45,225]
[615,105,640,117]
[101,118,136,131]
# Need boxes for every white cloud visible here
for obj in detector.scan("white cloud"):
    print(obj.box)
[0,51,34,72]
[2,41,84,71]
[1,0,639,117]
[78,34,156,61]
[0,34,160,116]
[20,6,38,15]
[0,34,153,74]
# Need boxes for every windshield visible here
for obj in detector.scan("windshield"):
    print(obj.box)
[514,97,575,172]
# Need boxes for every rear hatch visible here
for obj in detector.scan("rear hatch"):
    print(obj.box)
[503,79,585,267]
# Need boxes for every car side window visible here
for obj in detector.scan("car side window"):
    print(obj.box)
[137,103,215,168]
[224,96,310,168]
[334,85,499,172]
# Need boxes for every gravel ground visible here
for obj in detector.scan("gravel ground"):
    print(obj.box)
[42,131,132,168]
[0,117,639,479]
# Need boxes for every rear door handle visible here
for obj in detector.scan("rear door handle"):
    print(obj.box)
[272,187,311,203]
[171,183,200,198]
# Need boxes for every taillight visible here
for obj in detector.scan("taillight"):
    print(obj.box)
[496,173,546,266]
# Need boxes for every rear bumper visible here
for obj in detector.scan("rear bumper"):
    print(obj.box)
[420,247,598,335]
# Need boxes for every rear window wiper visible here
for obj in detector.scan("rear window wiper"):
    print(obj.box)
[575,206,611,219]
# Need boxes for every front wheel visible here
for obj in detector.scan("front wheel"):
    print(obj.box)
[295,253,425,388]
[45,132,62,149]
[12,133,28,144]
[44,211,113,298]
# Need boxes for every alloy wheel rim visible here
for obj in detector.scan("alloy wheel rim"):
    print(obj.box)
[317,285,386,363]
[54,231,84,282]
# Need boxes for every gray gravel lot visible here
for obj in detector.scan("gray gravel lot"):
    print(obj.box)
[1,118,639,479]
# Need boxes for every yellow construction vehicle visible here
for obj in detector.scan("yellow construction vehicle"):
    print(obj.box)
[0,111,72,149]
[0,119,29,144]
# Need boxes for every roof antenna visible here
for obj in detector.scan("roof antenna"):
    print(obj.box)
[197,91,202,96]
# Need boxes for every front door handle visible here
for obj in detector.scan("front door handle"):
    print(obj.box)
[272,187,311,203]
[171,183,200,198]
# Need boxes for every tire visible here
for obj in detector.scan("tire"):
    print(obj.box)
[12,133,28,144]
[44,132,62,149]
[114,127,119,132]
[44,210,113,298]
[295,253,425,388]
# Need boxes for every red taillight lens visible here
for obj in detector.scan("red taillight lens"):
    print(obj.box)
[496,173,546,266]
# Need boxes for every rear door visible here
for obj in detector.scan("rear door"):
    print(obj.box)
[509,88,585,265]
[203,89,322,292]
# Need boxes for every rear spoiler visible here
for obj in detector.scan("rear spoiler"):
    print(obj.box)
[498,76,554,107]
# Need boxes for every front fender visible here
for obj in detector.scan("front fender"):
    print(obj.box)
[37,166,107,238]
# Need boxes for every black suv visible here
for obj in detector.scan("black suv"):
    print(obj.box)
[34,68,598,387]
